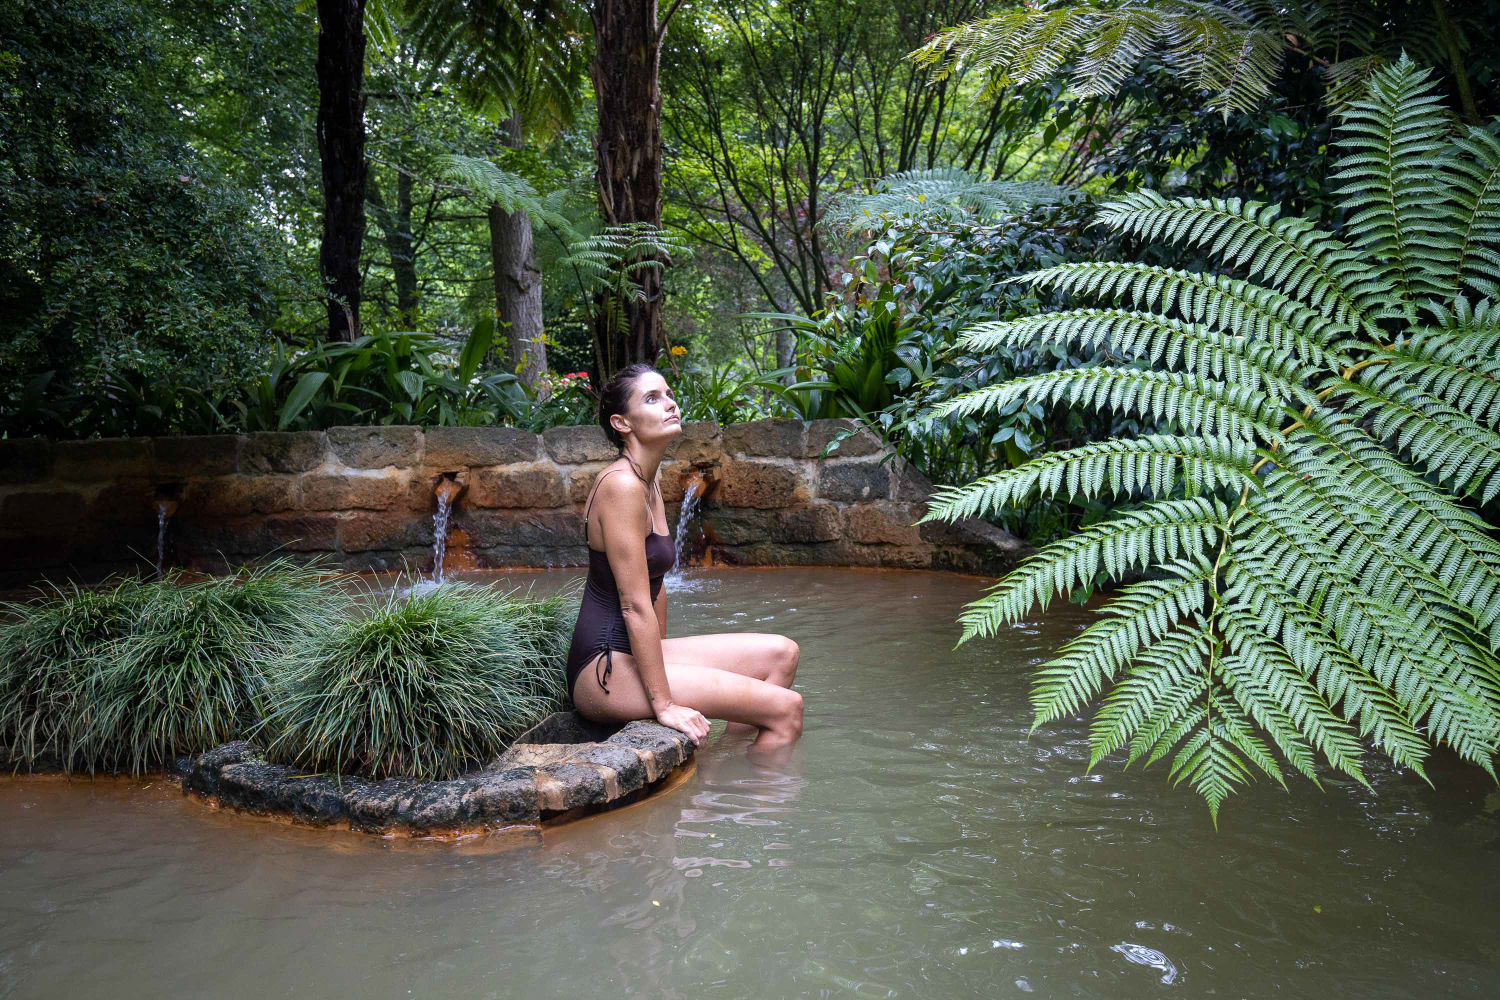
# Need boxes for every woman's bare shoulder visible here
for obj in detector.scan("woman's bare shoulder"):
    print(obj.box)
[592,463,648,504]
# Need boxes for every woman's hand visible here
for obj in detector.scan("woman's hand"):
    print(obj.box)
[655,702,710,747]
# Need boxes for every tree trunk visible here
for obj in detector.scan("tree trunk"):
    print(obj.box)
[490,112,547,388]
[316,0,368,342]
[590,0,667,377]
[368,170,418,325]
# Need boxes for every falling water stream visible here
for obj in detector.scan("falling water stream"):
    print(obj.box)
[665,476,705,587]
[428,481,462,586]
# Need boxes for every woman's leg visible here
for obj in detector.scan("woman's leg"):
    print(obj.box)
[572,649,803,750]
[660,633,800,687]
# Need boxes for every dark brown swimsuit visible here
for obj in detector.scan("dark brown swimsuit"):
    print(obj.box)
[565,468,677,698]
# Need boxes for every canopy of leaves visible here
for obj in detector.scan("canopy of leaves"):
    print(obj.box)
[0,0,302,436]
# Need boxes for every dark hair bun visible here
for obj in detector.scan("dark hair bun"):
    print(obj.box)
[597,363,659,451]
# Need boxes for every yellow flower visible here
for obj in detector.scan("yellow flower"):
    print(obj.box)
[670,345,688,356]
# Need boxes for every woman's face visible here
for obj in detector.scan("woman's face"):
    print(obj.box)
[616,371,681,445]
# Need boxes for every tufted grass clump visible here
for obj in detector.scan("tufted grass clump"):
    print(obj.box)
[0,560,343,774]
[259,581,576,781]
[0,576,153,769]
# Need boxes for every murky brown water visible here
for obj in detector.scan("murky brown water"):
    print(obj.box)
[3,568,1497,998]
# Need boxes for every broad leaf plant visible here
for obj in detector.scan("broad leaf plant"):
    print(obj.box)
[924,59,1500,820]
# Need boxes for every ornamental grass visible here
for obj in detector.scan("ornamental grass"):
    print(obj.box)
[257,581,576,781]
[0,560,341,774]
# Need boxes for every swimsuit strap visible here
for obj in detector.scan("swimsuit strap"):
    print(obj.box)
[583,463,661,546]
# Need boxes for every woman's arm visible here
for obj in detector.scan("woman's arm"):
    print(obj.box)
[596,474,707,743]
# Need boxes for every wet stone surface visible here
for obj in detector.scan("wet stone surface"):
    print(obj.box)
[178,713,695,836]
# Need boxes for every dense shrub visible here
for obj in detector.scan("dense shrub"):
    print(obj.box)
[258,582,575,781]
[0,576,150,769]
[0,562,340,774]
[827,199,1137,541]
[0,0,301,438]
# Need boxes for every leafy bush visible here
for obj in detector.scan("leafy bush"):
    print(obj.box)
[258,582,574,781]
[0,0,302,439]
[0,562,339,774]
[669,361,767,425]
[924,59,1500,820]
[808,199,1126,540]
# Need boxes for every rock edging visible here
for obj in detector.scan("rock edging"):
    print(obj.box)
[178,712,696,836]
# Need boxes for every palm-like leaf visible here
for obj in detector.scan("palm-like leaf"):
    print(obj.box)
[925,57,1500,821]
[910,0,1429,115]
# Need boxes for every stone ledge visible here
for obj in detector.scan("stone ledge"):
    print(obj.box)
[178,713,695,836]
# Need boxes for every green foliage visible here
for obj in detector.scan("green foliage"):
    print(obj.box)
[2,565,579,781]
[832,169,1076,226]
[258,581,574,781]
[0,0,302,438]
[668,362,767,425]
[925,58,1500,820]
[0,561,338,775]
[561,223,696,345]
[745,285,910,421]
[910,0,1462,116]
[833,199,1132,540]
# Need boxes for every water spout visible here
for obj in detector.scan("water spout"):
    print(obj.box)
[666,474,706,585]
[154,498,177,577]
[430,477,465,586]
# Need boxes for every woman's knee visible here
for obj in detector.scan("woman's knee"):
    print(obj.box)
[771,635,800,686]
[770,687,803,735]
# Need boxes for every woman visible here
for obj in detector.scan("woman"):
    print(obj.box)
[565,363,804,750]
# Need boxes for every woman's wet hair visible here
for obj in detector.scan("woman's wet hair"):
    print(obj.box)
[598,362,660,451]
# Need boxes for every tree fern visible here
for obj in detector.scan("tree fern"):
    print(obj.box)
[910,0,1449,116]
[832,168,1075,226]
[924,58,1500,821]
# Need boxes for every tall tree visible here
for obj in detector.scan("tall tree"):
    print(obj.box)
[589,0,686,375]
[316,0,370,342]
[405,0,585,387]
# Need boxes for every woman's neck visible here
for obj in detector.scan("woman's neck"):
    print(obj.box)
[619,439,666,484]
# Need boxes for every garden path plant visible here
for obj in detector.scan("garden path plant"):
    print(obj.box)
[923,58,1500,820]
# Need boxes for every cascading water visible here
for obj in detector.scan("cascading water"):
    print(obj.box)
[665,476,705,586]
[429,481,462,586]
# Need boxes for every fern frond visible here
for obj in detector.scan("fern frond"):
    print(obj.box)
[1008,262,1355,365]
[1336,377,1500,503]
[931,368,1284,442]
[1090,624,1210,765]
[833,169,1074,226]
[923,435,1255,522]
[1446,127,1500,298]
[1033,563,1212,729]
[1288,415,1500,645]
[433,155,577,235]
[1330,57,1453,304]
[1095,192,1386,332]
[1369,330,1500,430]
[1219,612,1367,786]
[955,498,1229,643]
[1221,556,1431,777]
[956,308,1321,402]
[1239,488,1500,769]
[909,1,1288,115]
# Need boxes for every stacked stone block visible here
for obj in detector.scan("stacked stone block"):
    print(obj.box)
[0,419,1024,585]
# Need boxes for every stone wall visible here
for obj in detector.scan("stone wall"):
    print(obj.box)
[0,419,1024,585]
